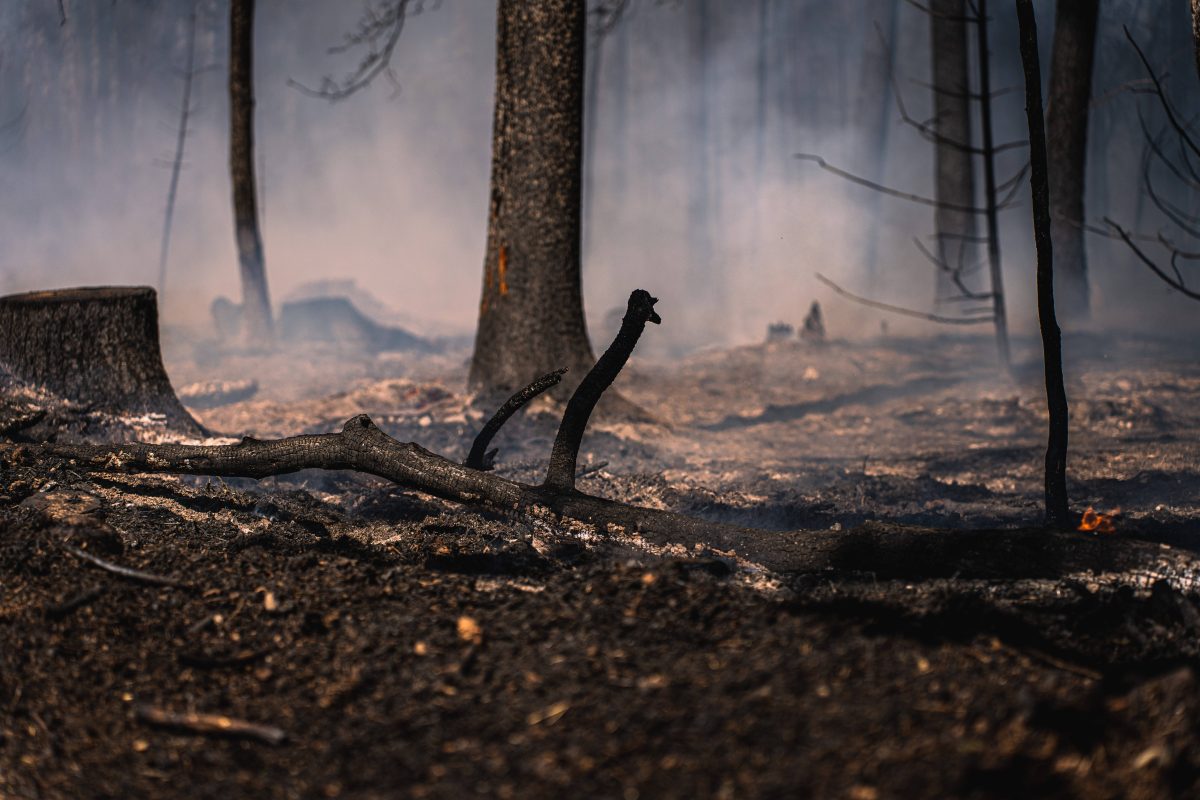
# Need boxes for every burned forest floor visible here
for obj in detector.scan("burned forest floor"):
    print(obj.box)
[3,329,1200,799]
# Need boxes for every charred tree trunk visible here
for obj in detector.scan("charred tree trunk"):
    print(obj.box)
[0,288,202,436]
[229,0,273,344]
[469,0,595,401]
[930,0,978,305]
[1046,0,1099,321]
[1017,0,1071,530]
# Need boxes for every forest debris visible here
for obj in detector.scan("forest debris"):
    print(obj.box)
[134,705,286,745]
[62,544,191,590]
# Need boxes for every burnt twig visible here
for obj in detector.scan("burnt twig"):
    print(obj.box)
[466,368,567,471]
[542,290,660,492]
[135,705,286,745]
[62,544,192,590]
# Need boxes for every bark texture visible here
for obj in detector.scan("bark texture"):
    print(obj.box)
[930,0,978,303]
[469,0,595,400]
[1046,0,1099,321]
[1017,0,1071,530]
[0,287,202,435]
[229,0,273,344]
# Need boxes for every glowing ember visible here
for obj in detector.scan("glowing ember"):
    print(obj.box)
[1078,506,1120,534]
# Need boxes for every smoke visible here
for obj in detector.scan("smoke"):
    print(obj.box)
[0,0,1197,360]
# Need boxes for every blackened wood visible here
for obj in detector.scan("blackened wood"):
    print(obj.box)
[1046,0,1099,320]
[466,368,567,471]
[469,0,595,399]
[17,416,1200,586]
[543,290,658,492]
[0,287,203,435]
[229,0,273,343]
[1016,0,1071,530]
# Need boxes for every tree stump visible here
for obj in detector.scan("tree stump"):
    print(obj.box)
[0,287,203,436]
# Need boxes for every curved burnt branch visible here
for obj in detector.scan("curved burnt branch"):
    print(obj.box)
[542,290,660,492]
[466,368,568,471]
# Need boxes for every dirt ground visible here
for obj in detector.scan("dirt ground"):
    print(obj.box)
[3,329,1200,798]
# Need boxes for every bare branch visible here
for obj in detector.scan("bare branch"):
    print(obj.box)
[1124,27,1200,164]
[795,154,991,214]
[466,368,568,471]
[815,273,993,325]
[289,0,415,102]
[1104,218,1200,300]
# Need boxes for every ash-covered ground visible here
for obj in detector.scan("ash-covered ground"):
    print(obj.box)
[3,329,1200,798]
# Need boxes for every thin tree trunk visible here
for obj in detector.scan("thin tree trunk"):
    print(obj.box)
[687,0,717,339]
[469,0,595,400]
[229,0,272,343]
[976,0,1010,369]
[929,0,978,304]
[1016,0,1070,530]
[1046,0,1099,321]
[859,0,900,285]
[157,2,198,302]
[754,0,770,189]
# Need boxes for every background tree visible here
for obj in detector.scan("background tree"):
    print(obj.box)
[229,0,272,343]
[930,0,978,305]
[1046,0,1100,320]
[469,0,596,400]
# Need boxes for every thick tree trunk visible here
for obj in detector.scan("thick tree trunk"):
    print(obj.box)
[930,0,978,304]
[1046,0,1099,321]
[0,287,202,436]
[1017,0,1071,530]
[229,0,273,344]
[469,0,595,400]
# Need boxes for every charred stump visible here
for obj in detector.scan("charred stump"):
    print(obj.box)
[0,287,203,437]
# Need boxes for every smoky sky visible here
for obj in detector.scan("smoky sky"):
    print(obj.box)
[0,0,1197,353]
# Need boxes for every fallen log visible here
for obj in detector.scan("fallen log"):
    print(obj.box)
[6,289,1200,588]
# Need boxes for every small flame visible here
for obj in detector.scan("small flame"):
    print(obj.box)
[1078,506,1120,534]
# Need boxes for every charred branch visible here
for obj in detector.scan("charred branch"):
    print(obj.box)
[289,0,418,101]
[543,290,659,492]
[466,368,568,471]
[815,274,993,325]
[795,154,993,214]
